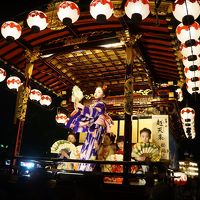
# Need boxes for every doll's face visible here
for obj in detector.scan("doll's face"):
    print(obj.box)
[140,131,150,143]
[94,87,104,99]
[67,134,76,144]
[117,141,124,150]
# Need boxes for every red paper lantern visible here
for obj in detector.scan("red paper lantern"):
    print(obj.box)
[125,0,150,23]
[1,21,22,41]
[29,89,42,101]
[27,10,48,32]
[0,68,6,82]
[40,95,52,106]
[6,76,21,90]
[173,0,200,25]
[90,0,114,23]
[57,1,80,25]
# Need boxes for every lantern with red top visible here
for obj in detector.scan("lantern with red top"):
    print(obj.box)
[172,0,200,26]
[29,89,42,101]
[27,10,48,32]
[1,21,22,41]
[124,0,150,24]
[180,41,200,58]
[57,1,80,26]
[90,0,114,23]
[40,94,52,106]
[0,68,6,82]
[55,113,68,125]
[176,21,200,47]
[6,76,21,90]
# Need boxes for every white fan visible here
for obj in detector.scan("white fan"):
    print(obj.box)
[50,140,76,154]
[71,85,84,103]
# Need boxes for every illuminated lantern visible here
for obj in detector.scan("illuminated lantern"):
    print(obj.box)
[0,68,6,82]
[57,1,80,25]
[1,21,22,41]
[125,0,150,23]
[186,84,200,94]
[184,66,200,78]
[176,22,200,46]
[29,89,42,101]
[40,95,52,106]
[182,56,200,67]
[55,113,68,124]
[6,76,21,90]
[90,0,114,23]
[174,172,187,185]
[172,0,200,25]
[27,10,48,32]
[180,107,195,122]
[180,42,200,57]
[186,77,200,88]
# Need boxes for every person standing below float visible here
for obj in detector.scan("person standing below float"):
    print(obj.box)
[65,85,113,171]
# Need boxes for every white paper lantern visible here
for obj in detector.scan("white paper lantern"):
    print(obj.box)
[29,89,42,101]
[173,0,200,25]
[125,0,150,23]
[180,42,200,57]
[186,84,200,94]
[0,68,6,82]
[27,10,48,32]
[90,0,114,23]
[40,95,52,106]
[174,172,187,185]
[176,22,200,44]
[182,56,200,67]
[57,1,80,25]
[184,66,200,78]
[6,76,21,90]
[55,113,68,124]
[180,107,195,121]
[1,21,22,40]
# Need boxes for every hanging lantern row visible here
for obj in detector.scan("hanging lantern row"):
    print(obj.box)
[173,1,200,95]
[0,0,150,40]
[180,107,196,139]
[0,68,52,106]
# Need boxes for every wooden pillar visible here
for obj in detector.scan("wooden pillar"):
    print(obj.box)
[12,50,38,164]
[123,44,136,184]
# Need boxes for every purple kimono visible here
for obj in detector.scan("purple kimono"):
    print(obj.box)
[66,100,113,171]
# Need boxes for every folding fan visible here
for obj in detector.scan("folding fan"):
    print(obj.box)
[132,142,161,162]
[50,140,76,154]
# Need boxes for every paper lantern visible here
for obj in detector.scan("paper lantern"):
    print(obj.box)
[27,10,48,32]
[0,68,6,82]
[182,56,200,67]
[186,84,200,94]
[1,21,22,41]
[184,66,200,78]
[125,0,150,23]
[186,77,200,88]
[176,22,200,45]
[180,42,200,57]
[40,95,52,106]
[29,89,42,101]
[174,172,187,185]
[173,0,200,25]
[55,113,68,124]
[180,107,195,122]
[57,1,80,25]
[6,76,21,90]
[90,0,114,23]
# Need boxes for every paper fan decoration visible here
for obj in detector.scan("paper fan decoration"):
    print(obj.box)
[71,85,84,103]
[50,140,76,154]
[132,142,161,162]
